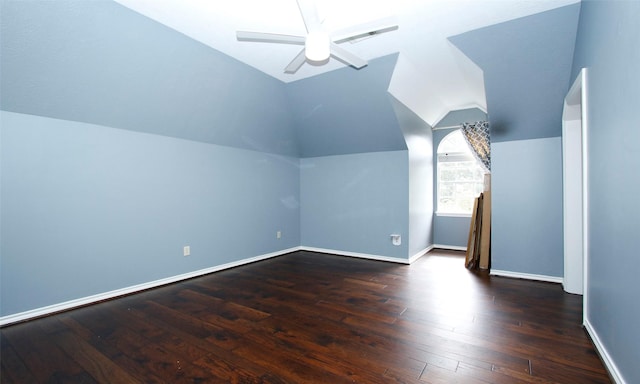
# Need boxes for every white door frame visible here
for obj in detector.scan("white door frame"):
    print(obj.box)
[561,68,588,317]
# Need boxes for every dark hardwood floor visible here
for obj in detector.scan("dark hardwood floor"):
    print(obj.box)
[1,250,611,383]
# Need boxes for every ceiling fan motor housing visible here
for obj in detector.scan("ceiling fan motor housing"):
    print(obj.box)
[305,31,330,62]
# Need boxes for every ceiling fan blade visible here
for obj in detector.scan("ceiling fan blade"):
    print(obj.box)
[236,31,305,45]
[296,0,321,32]
[331,16,398,43]
[330,43,367,69]
[284,48,307,74]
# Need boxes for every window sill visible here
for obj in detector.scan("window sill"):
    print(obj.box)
[435,212,472,218]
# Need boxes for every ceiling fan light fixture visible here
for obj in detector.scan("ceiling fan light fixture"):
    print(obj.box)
[236,0,396,73]
[305,31,330,62]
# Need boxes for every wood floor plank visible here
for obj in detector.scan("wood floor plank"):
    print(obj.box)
[231,333,354,383]
[0,250,612,383]
[0,334,38,384]
[192,353,290,384]
[420,363,492,384]
[47,329,141,383]
[2,319,96,383]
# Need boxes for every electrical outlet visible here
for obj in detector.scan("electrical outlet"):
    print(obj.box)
[276,231,282,239]
[183,245,190,257]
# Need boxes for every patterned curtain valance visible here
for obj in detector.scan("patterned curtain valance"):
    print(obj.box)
[461,121,491,173]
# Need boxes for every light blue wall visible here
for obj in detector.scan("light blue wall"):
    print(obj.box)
[0,0,297,156]
[407,153,433,257]
[491,137,563,277]
[0,112,300,316]
[390,96,434,257]
[448,5,578,276]
[571,1,640,382]
[434,216,470,249]
[300,151,409,259]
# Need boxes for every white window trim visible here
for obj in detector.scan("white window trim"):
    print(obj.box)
[438,152,474,162]
[435,212,472,218]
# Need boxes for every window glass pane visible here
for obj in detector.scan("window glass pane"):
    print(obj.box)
[437,130,486,214]
[437,130,470,155]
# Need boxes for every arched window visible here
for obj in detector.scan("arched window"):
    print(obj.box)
[437,130,486,215]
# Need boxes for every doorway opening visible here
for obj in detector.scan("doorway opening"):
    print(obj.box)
[561,69,588,312]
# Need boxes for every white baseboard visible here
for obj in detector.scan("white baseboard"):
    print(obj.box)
[299,246,411,264]
[433,244,467,252]
[490,269,563,284]
[584,318,626,384]
[0,247,300,327]
[409,245,435,263]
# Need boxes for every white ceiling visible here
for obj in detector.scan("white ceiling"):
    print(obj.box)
[113,0,579,125]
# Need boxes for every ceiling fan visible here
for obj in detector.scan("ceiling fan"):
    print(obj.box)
[236,0,398,74]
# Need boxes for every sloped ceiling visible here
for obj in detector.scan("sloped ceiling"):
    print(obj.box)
[0,0,298,156]
[1,0,583,158]
[287,54,406,157]
[434,108,488,129]
[113,0,579,126]
[450,3,581,142]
